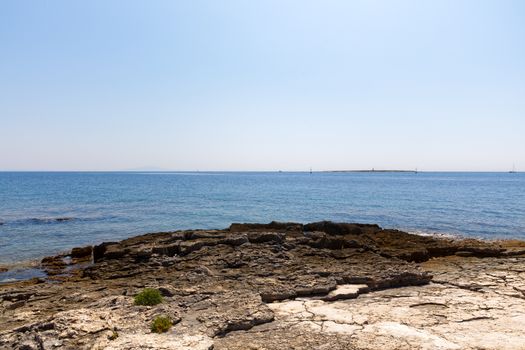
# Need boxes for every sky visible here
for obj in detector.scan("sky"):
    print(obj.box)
[0,0,524,171]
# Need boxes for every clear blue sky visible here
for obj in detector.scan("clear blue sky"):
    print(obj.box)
[1,0,523,171]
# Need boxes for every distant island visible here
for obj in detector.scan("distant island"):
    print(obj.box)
[326,169,419,173]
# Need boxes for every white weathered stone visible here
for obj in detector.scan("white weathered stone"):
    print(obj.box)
[323,284,369,301]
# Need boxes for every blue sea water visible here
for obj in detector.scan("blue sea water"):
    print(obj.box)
[1,171,524,268]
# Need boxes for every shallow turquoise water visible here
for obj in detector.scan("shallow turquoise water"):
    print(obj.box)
[1,171,524,266]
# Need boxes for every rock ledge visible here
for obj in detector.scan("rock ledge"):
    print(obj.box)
[1,221,524,349]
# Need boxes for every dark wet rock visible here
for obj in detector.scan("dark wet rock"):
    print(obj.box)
[302,235,363,250]
[92,241,119,262]
[129,249,152,262]
[360,228,506,263]
[457,244,506,257]
[304,221,381,235]
[101,244,128,260]
[40,256,67,275]
[247,232,284,244]
[229,221,303,233]
[92,242,127,262]
[152,243,180,256]
[0,291,34,302]
[455,250,474,257]
[70,246,92,260]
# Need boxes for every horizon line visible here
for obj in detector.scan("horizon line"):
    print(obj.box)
[0,169,520,173]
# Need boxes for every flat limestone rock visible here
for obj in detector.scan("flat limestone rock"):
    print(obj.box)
[102,334,213,350]
[322,284,369,301]
[221,254,525,350]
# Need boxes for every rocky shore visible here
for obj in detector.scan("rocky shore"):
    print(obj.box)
[1,221,525,349]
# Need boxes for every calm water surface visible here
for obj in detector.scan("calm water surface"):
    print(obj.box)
[1,172,524,268]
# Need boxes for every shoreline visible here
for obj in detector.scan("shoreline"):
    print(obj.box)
[0,224,512,282]
[1,221,525,349]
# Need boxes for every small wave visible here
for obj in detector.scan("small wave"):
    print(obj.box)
[406,229,460,240]
[0,267,46,283]
[0,259,41,271]
[1,215,120,226]
[22,217,75,224]
[0,278,17,283]
[3,215,118,226]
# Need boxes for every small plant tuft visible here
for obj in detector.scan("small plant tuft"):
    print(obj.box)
[108,330,118,340]
[134,288,163,306]
[151,316,172,333]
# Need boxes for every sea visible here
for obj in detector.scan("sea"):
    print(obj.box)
[1,171,524,281]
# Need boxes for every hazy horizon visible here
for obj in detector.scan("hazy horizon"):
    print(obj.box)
[0,168,521,173]
[1,1,524,172]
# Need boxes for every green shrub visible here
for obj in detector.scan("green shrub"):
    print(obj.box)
[134,288,163,306]
[151,316,172,333]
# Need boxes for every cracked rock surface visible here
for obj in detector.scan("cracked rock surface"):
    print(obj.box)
[1,221,524,349]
